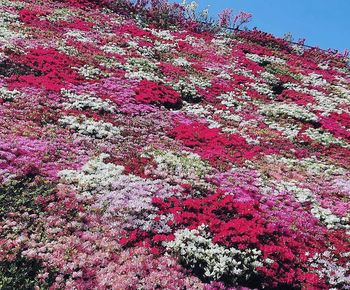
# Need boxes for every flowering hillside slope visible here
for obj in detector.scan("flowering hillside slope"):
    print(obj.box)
[1,0,350,289]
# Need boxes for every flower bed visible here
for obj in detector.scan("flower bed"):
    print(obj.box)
[0,0,349,289]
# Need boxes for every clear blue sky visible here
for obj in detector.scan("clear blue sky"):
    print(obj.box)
[170,0,349,52]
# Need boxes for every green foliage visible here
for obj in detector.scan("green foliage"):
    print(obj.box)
[0,178,57,289]
[265,63,301,81]
[0,254,54,290]
[0,177,55,219]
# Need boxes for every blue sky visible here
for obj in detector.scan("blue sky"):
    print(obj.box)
[170,0,349,52]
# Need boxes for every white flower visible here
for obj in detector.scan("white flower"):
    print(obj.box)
[165,226,263,283]
[305,128,350,148]
[260,102,318,122]
[61,89,115,113]
[246,53,286,65]
[0,86,20,101]
[59,115,121,139]
[76,65,108,80]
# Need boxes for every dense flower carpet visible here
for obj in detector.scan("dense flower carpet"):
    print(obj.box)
[0,0,350,289]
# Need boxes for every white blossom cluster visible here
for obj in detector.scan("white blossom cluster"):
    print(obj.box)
[318,92,350,115]
[333,65,350,75]
[216,71,232,80]
[267,155,346,177]
[229,119,262,145]
[126,57,159,72]
[184,34,207,48]
[124,39,138,48]
[245,53,286,65]
[59,154,182,232]
[124,57,162,81]
[260,71,280,85]
[223,119,260,145]
[311,205,350,231]
[61,89,116,113]
[59,153,125,195]
[291,44,305,55]
[211,36,232,46]
[283,83,347,115]
[96,54,124,69]
[318,62,330,70]
[260,102,318,122]
[270,180,349,230]
[64,30,94,43]
[143,149,212,184]
[250,82,275,98]
[204,65,225,74]
[165,225,263,282]
[59,115,121,139]
[180,103,221,128]
[0,10,23,49]
[101,43,126,55]
[77,64,108,80]
[310,251,350,288]
[218,92,249,111]
[189,75,211,89]
[56,39,80,57]
[334,75,350,88]
[330,83,350,101]
[153,41,176,53]
[0,0,25,8]
[264,119,300,140]
[0,86,20,101]
[180,102,213,117]
[234,67,258,80]
[310,206,338,228]
[125,70,162,82]
[172,57,192,68]
[136,212,175,234]
[173,79,198,99]
[305,128,350,148]
[295,157,346,176]
[136,44,156,58]
[274,180,315,203]
[220,127,240,135]
[46,8,75,22]
[148,28,174,41]
[300,73,328,86]
[216,108,242,123]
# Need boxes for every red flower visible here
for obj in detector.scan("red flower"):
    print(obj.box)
[134,80,182,108]
[169,121,258,167]
[8,48,81,91]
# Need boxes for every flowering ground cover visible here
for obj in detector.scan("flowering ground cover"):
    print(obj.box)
[0,0,349,289]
